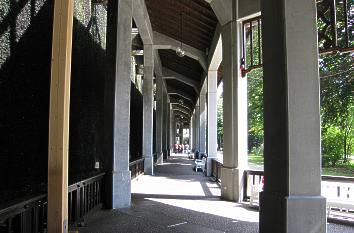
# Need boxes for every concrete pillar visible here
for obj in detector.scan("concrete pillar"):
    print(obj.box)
[199,90,207,153]
[162,90,168,159]
[259,0,326,232]
[104,0,133,209]
[172,114,176,149]
[170,108,175,154]
[179,123,183,145]
[207,70,218,176]
[155,75,164,164]
[143,44,154,175]
[194,100,200,151]
[189,114,194,150]
[165,101,170,157]
[220,0,248,202]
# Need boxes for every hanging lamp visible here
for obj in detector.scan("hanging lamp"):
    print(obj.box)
[176,12,185,57]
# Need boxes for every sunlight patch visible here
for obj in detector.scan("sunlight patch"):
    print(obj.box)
[16,0,31,42]
[146,198,259,223]
[0,0,10,21]
[35,0,46,16]
[0,27,10,69]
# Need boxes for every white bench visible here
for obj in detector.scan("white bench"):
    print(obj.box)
[195,157,206,172]
[249,175,264,207]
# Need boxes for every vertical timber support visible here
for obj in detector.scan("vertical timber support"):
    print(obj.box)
[47,0,73,232]
[259,0,326,232]
[105,0,133,209]
[220,0,247,202]
[143,44,154,175]
[207,70,218,176]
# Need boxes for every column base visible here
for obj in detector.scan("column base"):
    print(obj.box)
[221,166,244,202]
[163,149,168,159]
[144,156,154,175]
[260,192,327,233]
[112,171,131,209]
[286,195,326,233]
[156,152,163,165]
[206,157,216,177]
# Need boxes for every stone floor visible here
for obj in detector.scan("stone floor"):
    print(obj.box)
[77,154,354,233]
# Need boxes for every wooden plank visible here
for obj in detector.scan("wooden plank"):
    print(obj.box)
[47,0,74,232]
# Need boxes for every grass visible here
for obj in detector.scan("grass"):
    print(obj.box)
[248,153,354,177]
[322,162,354,177]
[248,153,264,165]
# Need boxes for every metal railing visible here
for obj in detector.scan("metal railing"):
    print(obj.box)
[211,159,222,182]
[211,158,354,220]
[129,158,145,179]
[243,170,264,202]
[0,194,47,233]
[0,173,105,232]
[68,173,105,224]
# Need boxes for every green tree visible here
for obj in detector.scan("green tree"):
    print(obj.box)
[320,53,354,165]
[247,68,264,154]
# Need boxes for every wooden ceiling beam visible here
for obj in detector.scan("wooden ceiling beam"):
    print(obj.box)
[182,0,217,18]
[147,0,217,26]
[147,3,216,32]
[151,19,213,43]
[162,67,200,93]
[154,32,207,70]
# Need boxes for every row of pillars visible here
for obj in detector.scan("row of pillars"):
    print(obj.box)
[188,70,218,178]
[47,0,160,231]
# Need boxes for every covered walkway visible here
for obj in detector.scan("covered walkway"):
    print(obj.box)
[75,154,353,233]
[1,0,354,232]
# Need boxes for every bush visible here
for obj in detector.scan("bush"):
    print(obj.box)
[322,126,344,166]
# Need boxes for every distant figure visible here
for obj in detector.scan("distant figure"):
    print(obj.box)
[194,150,199,160]
[185,144,189,153]
[178,144,182,153]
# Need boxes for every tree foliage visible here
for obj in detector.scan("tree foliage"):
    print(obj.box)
[217,92,223,149]
[320,52,354,166]
[220,5,354,165]
[248,68,264,154]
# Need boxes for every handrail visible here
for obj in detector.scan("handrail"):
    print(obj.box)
[129,157,145,166]
[321,175,354,183]
[130,157,145,179]
[0,194,47,221]
[0,173,105,232]
[68,173,105,192]
[211,158,354,203]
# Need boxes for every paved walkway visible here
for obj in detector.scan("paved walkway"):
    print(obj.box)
[77,154,354,233]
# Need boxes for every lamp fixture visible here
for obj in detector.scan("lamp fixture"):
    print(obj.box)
[176,13,185,57]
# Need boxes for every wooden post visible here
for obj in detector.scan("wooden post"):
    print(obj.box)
[47,0,73,232]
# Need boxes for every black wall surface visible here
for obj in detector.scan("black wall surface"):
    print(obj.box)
[0,0,145,206]
[69,1,107,184]
[129,84,143,161]
[0,0,54,204]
